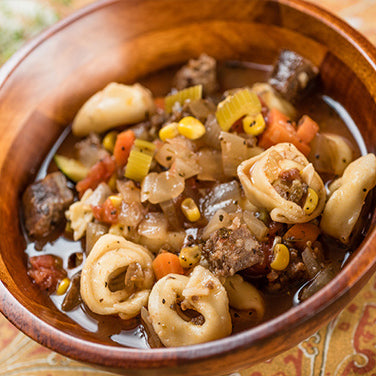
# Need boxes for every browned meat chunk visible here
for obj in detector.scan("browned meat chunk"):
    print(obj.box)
[272,168,308,206]
[75,133,109,167]
[28,254,67,293]
[22,172,74,238]
[174,54,218,95]
[62,272,81,311]
[269,50,318,103]
[203,224,263,277]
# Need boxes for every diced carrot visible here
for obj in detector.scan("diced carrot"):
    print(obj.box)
[92,197,119,224]
[76,155,115,197]
[152,252,184,280]
[296,115,319,144]
[154,97,165,111]
[283,223,321,250]
[258,108,311,156]
[113,130,136,167]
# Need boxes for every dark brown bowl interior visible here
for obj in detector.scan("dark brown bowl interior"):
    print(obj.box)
[1,0,376,375]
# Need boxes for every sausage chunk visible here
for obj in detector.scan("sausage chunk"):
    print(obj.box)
[22,172,74,238]
[203,224,264,277]
[269,50,318,103]
[174,54,218,95]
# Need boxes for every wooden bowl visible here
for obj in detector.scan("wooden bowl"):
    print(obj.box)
[1,0,376,374]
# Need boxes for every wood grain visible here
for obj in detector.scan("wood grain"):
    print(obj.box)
[1,0,376,375]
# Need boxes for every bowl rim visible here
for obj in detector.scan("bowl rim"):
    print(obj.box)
[1,0,376,369]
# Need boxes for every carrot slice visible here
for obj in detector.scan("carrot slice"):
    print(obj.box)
[258,108,310,156]
[113,130,136,167]
[283,223,321,250]
[296,115,319,144]
[152,252,184,280]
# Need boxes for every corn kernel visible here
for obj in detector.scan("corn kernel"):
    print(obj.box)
[270,243,290,271]
[108,195,122,208]
[178,116,206,140]
[179,246,202,268]
[181,198,201,222]
[303,188,319,214]
[102,131,118,153]
[109,223,128,237]
[108,174,117,191]
[159,122,179,141]
[242,113,265,136]
[56,278,70,295]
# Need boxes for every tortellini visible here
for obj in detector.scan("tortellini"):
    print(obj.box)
[224,274,265,319]
[320,154,376,243]
[72,83,155,136]
[148,265,232,347]
[238,143,326,223]
[80,234,154,320]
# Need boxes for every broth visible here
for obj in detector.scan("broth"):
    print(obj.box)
[23,60,366,349]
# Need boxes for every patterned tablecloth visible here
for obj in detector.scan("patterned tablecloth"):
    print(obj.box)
[1,1,376,375]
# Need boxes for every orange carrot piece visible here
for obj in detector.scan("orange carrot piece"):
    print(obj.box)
[154,97,165,111]
[113,130,136,167]
[283,223,321,250]
[296,115,319,144]
[152,252,184,280]
[258,108,311,156]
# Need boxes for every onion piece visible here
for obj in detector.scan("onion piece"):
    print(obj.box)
[116,180,141,203]
[141,171,185,204]
[201,181,241,220]
[202,114,222,150]
[160,200,183,230]
[220,131,263,177]
[202,209,232,240]
[301,246,322,279]
[85,222,108,255]
[310,133,353,175]
[300,266,334,301]
[140,307,164,348]
[242,210,268,241]
[197,148,224,181]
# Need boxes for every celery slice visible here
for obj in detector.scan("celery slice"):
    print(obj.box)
[216,89,261,131]
[54,154,89,182]
[134,139,156,156]
[165,85,203,113]
[125,150,153,182]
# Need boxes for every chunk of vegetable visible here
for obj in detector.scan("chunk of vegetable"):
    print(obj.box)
[303,188,318,214]
[54,155,89,183]
[152,252,185,280]
[296,115,319,144]
[141,171,185,204]
[181,198,201,222]
[159,122,179,141]
[76,155,116,197]
[102,131,118,153]
[56,277,71,295]
[125,150,153,182]
[92,197,119,224]
[179,246,201,268]
[258,108,310,156]
[242,113,266,136]
[283,223,320,250]
[178,116,206,140]
[113,130,136,167]
[216,89,262,131]
[270,243,290,271]
[165,85,203,113]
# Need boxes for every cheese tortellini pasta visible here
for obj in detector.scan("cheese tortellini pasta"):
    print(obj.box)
[320,154,376,243]
[238,143,326,223]
[72,83,155,136]
[148,266,232,347]
[80,234,154,320]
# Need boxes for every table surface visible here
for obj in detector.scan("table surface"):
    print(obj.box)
[1,1,376,375]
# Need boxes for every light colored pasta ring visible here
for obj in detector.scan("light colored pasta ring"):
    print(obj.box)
[148,265,232,347]
[321,154,376,243]
[80,234,154,320]
[238,143,326,223]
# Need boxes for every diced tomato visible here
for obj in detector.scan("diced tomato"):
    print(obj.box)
[92,197,119,224]
[230,118,244,133]
[76,155,116,197]
[154,97,165,111]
